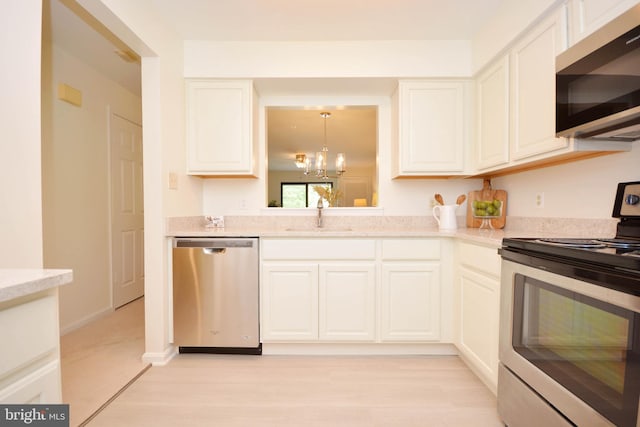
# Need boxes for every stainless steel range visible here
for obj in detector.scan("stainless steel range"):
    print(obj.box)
[498,181,640,427]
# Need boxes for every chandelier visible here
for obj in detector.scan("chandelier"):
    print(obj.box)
[299,112,346,179]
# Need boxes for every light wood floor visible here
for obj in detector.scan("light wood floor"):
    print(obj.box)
[87,354,503,426]
[60,297,148,426]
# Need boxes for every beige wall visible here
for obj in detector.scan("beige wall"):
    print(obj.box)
[0,0,43,268]
[42,41,142,332]
[78,0,202,364]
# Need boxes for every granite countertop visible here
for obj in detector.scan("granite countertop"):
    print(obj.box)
[167,225,525,247]
[0,269,73,303]
[166,215,619,248]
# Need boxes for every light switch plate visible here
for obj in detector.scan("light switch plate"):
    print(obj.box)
[168,172,178,190]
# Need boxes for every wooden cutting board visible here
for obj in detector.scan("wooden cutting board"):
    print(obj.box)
[466,179,507,229]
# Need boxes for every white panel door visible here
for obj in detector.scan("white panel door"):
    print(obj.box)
[381,263,441,341]
[319,263,376,341]
[110,114,144,308]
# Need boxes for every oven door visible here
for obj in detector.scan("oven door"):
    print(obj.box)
[499,259,640,427]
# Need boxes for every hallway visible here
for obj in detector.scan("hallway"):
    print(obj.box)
[60,297,148,426]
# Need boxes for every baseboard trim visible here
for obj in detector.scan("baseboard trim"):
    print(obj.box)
[60,306,114,336]
[262,342,458,356]
[143,345,178,366]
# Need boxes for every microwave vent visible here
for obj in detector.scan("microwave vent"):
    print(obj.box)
[582,122,640,142]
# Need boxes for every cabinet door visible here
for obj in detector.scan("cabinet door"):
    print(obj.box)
[397,81,467,174]
[569,0,639,44]
[319,263,376,341]
[381,263,441,341]
[185,79,256,176]
[261,263,318,341]
[476,56,510,170]
[458,267,500,392]
[510,9,569,161]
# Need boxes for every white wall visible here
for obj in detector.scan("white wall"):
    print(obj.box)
[494,142,640,219]
[42,42,142,332]
[0,0,43,268]
[78,0,202,364]
[185,40,472,78]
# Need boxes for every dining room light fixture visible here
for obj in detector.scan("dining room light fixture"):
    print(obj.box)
[295,153,308,168]
[307,112,346,179]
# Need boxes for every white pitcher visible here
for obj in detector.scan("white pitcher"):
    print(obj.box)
[432,204,458,231]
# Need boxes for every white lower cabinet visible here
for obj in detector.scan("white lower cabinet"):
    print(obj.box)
[319,264,376,341]
[261,263,319,341]
[0,291,63,404]
[455,241,501,394]
[261,238,445,346]
[261,261,376,341]
[380,263,441,341]
[261,239,377,343]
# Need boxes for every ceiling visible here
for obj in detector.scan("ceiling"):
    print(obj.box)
[49,0,504,171]
[46,0,142,94]
[150,0,504,41]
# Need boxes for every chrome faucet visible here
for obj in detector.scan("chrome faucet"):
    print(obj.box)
[317,198,324,228]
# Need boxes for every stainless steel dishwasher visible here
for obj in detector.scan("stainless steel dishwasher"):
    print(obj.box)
[172,237,261,355]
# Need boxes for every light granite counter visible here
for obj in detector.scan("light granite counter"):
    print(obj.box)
[0,269,73,303]
[166,215,619,248]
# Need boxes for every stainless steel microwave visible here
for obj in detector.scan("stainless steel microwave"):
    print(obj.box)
[556,4,640,141]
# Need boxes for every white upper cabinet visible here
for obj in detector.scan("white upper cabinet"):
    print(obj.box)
[569,0,640,44]
[472,3,632,176]
[185,79,257,176]
[393,80,470,177]
[475,55,510,170]
[510,9,569,161]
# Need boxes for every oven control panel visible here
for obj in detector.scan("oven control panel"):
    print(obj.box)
[615,181,640,217]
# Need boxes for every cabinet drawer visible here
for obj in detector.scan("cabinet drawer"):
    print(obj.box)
[459,242,501,276]
[381,239,440,260]
[0,360,61,404]
[0,296,58,378]
[262,239,376,260]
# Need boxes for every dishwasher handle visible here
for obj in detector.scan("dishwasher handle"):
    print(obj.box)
[174,238,257,249]
[203,247,226,255]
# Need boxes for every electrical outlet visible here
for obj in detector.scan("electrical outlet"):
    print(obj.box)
[535,192,545,208]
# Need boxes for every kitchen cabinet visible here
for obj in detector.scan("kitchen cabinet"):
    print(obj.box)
[261,263,318,341]
[454,241,501,394]
[261,237,448,345]
[319,264,376,341]
[380,239,442,342]
[185,79,257,176]
[568,0,640,44]
[473,4,631,176]
[510,9,568,161]
[392,80,470,177]
[475,55,510,170]
[261,239,377,342]
[0,290,63,403]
